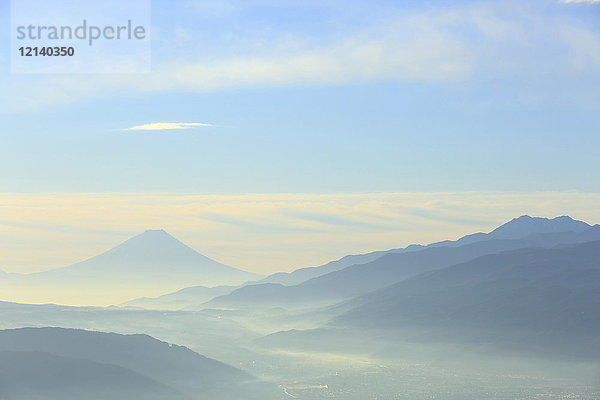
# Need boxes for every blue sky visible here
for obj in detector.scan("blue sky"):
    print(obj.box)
[1,0,599,193]
[0,0,599,274]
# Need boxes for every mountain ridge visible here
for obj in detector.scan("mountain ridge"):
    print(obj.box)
[329,240,600,359]
[0,327,275,400]
[256,215,593,286]
[205,223,600,309]
[258,239,600,362]
[0,230,261,305]
[34,229,255,277]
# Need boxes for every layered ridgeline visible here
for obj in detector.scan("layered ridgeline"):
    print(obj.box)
[0,230,260,305]
[203,216,600,309]
[336,240,600,332]
[0,327,276,400]
[324,240,600,360]
[257,215,594,286]
[122,215,599,311]
[255,236,600,362]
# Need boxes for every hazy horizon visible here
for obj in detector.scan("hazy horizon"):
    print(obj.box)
[1,191,600,275]
[1,0,599,398]
[1,212,598,306]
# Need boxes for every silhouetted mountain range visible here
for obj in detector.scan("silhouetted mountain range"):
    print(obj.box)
[0,327,274,400]
[258,238,600,361]
[256,215,595,286]
[0,214,598,397]
[206,218,600,309]
[0,350,188,400]
[331,240,600,359]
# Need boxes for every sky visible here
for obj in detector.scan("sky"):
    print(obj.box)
[0,0,599,274]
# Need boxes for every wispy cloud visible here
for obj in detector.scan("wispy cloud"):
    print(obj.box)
[1,7,472,112]
[124,122,213,131]
[2,1,599,113]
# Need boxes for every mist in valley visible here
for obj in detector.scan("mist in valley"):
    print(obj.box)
[1,216,599,399]
[3,0,599,397]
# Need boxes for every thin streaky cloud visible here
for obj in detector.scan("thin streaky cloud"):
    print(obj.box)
[0,191,599,274]
[125,122,213,131]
